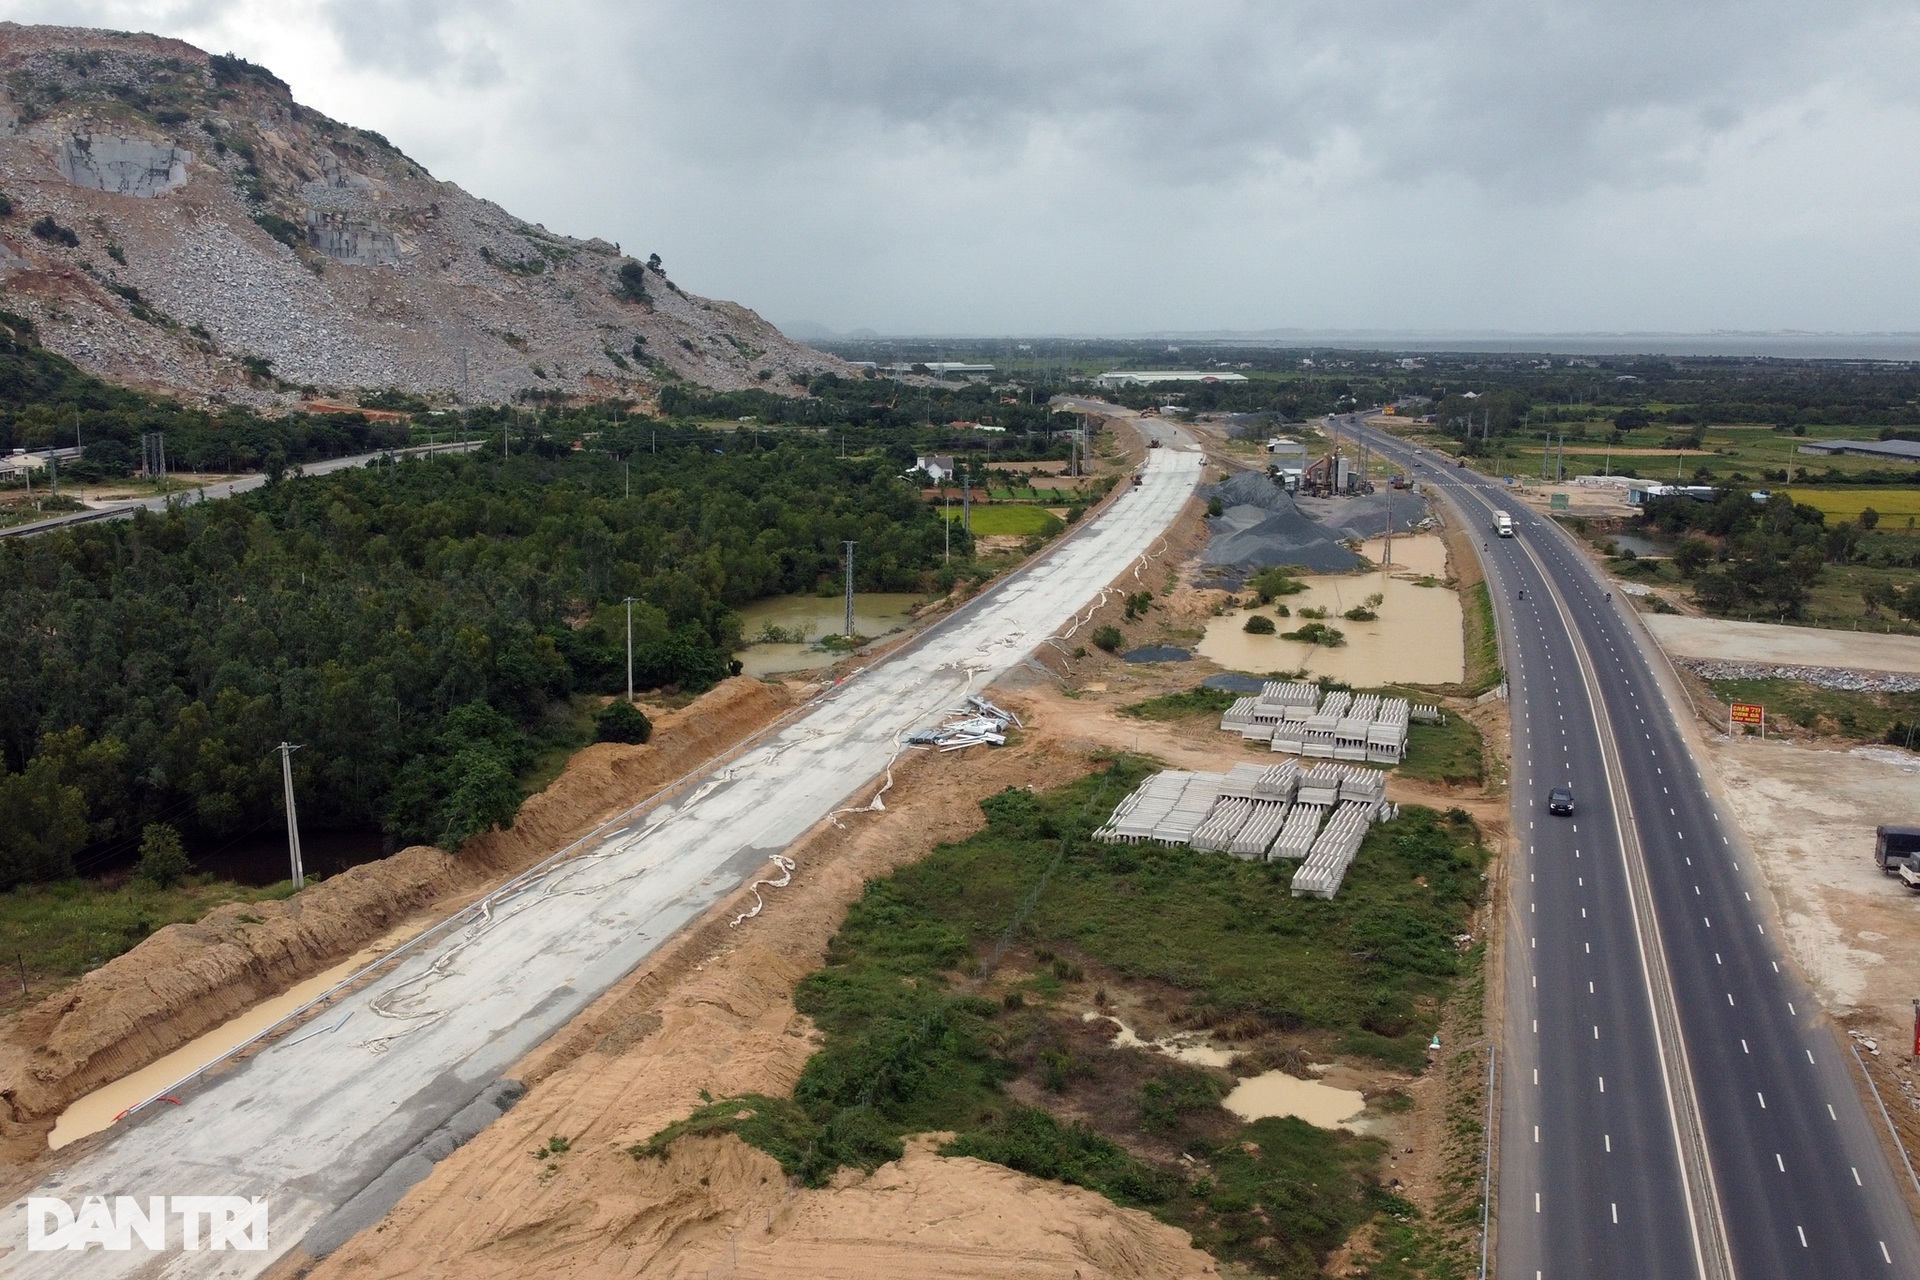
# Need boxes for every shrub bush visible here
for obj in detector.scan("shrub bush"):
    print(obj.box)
[1091,625,1123,652]
[134,823,192,889]
[595,700,653,745]
[1243,614,1276,634]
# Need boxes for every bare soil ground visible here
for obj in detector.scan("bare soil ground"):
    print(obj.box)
[1644,615,1920,675]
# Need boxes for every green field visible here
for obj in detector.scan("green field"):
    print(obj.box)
[944,504,1065,537]
[3,876,301,990]
[1784,488,1920,528]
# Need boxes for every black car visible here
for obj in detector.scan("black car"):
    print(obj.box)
[1547,786,1575,816]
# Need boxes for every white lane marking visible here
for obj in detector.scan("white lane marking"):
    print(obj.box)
[1598,1076,1606,1092]
[1605,1133,1611,1152]
[1807,1050,1816,1065]
[1534,1125,1539,1142]
[1798,1225,1808,1248]
[1788,1002,1796,1015]
[1758,1091,1767,1108]
[1611,1202,1619,1224]
[1741,1039,1749,1054]
[1776,1153,1786,1172]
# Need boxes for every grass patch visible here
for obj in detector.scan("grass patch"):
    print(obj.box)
[1399,711,1486,786]
[1,875,302,991]
[944,505,1065,537]
[1121,685,1239,720]
[1703,676,1920,744]
[1782,488,1920,527]
[637,765,1489,1276]
[1462,581,1501,695]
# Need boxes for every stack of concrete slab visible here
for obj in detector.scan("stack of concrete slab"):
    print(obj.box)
[1297,762,1346,806]
[1221,681,1320,742]
[1228,799,1291,858]
[1217,761,1272,798]
[1291,801,1377,898]
[1335,693,1380,761]
[1339,765,1386,810]
[1367,698,1412,764]
[1301,691,1351,758]
[1190,795,1256,853]
[1221,697,1259,731]
[1255,761,1300,801]
[1271,802,1326,858]
[1096,762,1387,872]
[1155,774,1224,844]
[1095,771,1194,843]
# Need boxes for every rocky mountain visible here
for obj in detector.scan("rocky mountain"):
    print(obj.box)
[0,23,846,406]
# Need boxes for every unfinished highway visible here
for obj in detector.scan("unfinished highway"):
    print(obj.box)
[1345,416,1920,1279]
[1,423,1202,1277]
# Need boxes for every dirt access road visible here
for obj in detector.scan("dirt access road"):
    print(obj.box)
[0,431,1203,1278]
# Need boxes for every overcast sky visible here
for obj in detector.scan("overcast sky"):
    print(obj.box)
[17,1,1920,336]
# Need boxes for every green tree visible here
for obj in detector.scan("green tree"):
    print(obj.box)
[0,760,87,886]
[1091,625,1123,653]
[1860,506,1881,530]
[595,701,654,745]
[1243,615,1276,635]
[1673,535,1714,577]
[134,823,193,889]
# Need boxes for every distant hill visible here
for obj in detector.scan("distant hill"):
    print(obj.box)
[0,23,850,405]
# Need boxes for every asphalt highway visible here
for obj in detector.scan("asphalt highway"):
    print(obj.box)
[1,424,1201,1277]
[1346,417,1920,1279]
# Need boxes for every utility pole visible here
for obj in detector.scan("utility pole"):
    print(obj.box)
[46,455,57,500]
[623,596,638,703]
[502,420,509,459]
[961,468,972,534]
[842,541,856,637]
[943,491,951,564]
[625,459,630,500]
[275,742,305,889]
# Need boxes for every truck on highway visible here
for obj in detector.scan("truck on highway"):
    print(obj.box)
[1493,510,1514,538]
[1875,824,1920,875]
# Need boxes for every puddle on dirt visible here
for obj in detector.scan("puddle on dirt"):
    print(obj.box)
[1083,1012,1235,1067]
[49,922,420,1150]
[733,593,924,677]
[1196,534,1463,684]
[1221,1070,1368,1129]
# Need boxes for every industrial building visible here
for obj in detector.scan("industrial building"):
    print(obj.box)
[1794,438,1920,463]
[1093,370,1251,388]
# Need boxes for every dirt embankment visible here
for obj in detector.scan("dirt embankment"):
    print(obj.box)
[0,676,794,1162]
[291,718,1216,1280]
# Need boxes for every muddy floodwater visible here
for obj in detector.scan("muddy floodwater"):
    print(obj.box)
[733,592,923,677]
[1222,1070,1368,1129]
[50,924,420,1150]
[1197,533,1464,684]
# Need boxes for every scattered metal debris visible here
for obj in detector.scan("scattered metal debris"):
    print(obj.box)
[907,695,1021,750]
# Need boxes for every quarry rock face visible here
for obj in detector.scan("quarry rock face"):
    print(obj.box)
[0,22,846,405]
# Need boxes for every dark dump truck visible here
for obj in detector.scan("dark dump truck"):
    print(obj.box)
[1875,825,1920,890]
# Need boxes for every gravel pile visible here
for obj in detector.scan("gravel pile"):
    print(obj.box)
[1200,471,1366,575]
[1295,489,1432,542]
[1677,658,1920,695]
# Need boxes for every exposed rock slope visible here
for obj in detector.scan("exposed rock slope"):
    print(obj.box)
[0,23,843,405]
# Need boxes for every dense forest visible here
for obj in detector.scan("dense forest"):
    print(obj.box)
[0,428,956,889]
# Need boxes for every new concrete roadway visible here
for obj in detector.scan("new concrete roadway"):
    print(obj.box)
[1,423,1200,1276]
[1345,415,1920,1279]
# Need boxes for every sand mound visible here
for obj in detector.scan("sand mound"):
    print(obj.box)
[0,676,794,1161]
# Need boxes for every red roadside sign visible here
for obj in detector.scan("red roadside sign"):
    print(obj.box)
[1730,703,1764,725]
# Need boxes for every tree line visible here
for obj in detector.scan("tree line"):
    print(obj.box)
[0,429,956,890]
